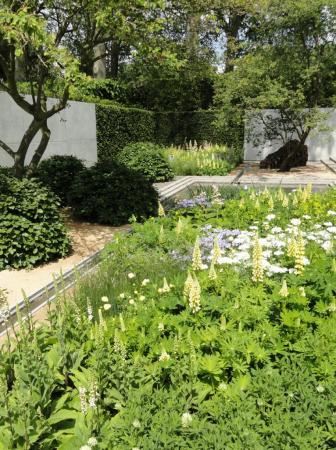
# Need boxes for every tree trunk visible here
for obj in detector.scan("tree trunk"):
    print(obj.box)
[186,14,200,59]
[224,14,245,73]
[109,40,120,78]
[93,43,106,79]
[26,123,51,176]
[13,119,42,178]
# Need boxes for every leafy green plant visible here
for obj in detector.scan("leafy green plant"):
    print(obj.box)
[117,142,174,182]
[1,186,336,448]
[68,160,159,225]
[0,175,70,269]
[163,144,237,176]
[34,155,85,206]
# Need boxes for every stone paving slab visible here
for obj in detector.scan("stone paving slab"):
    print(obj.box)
[155,164,336,199]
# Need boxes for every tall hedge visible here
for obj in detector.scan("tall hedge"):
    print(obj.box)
[155,110,244,149]
[96,104,244,160]
[96,104,156,159]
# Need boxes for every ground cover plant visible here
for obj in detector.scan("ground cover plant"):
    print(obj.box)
[163,143,238,176]
[1,185,336,448]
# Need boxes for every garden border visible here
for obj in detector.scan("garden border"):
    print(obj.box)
[0,250,102,337]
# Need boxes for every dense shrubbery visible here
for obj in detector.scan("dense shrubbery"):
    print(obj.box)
[0,175,69,269]
[117,142,174,182]
[1,185,336,447]
[68,160,159,225]
[34,155,85,205]
[96,104,156,159]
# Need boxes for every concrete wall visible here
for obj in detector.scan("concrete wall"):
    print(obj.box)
[244,108,336,162]
[0,92,97,167]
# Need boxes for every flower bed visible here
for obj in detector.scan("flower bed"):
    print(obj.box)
[163,144,240,176]
[1,185,336,448]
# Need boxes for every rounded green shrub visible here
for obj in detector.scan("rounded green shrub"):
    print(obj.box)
[68,161,159,225]
[0,175,70,270]
[34,155,85,205]
[116,142,174,182]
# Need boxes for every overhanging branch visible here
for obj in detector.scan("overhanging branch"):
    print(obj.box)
[0,140,16,159]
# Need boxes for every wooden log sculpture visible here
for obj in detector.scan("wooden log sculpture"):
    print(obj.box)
[260,139,308,172]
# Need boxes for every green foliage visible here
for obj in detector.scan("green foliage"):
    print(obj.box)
[214,0,336,146]
[117,142,174,182]
[1,187,336,447]
[96,104,156,159]
[34,155,85,206]
[0,175,70,269]
[68,160,159,225]
[163,144,239,176]
[155,110,244,151]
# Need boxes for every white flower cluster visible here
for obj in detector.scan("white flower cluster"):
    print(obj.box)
[203,217,335,277]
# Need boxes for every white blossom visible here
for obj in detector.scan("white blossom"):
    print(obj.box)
[181,412,193,428]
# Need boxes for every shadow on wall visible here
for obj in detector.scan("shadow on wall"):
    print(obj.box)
[244,108,336,162]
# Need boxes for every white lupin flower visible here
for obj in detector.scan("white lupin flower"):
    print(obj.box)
[279,279,289,297]
[79,387,87,414]
[158,322,165,331]
[192,236,203,271]
[181,412,193,428]
[133,419,141,428]
[87,437,98,447]
[87,300,93,322]
[159,350,171,361]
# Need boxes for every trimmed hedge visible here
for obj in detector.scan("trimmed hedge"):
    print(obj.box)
[96,104,156,159]
[155,110,244,149]
[96,105,243,160]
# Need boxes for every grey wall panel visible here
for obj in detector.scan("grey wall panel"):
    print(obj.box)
[0,92,97,167]
[244,108,336,162]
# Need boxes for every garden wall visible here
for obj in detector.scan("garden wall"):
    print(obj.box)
[244,108,336,162]
[0,92,97,167]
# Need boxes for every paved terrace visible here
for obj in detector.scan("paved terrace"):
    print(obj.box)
[155,162,336,200]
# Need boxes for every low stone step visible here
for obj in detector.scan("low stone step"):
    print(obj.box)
[156,177,195,199]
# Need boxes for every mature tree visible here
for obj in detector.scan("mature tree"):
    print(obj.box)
[0,5,81,178]
[215,0,336,169]
[211,0,264,72]
[55,0,166,78]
